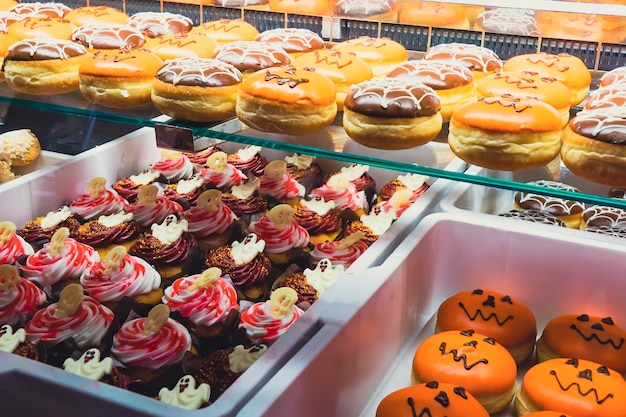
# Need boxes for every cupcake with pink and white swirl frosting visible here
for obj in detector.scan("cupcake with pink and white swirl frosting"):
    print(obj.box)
[198,151,246,190]
[182,189,237,249]
[309,231,369,268]
[24,283,114,348]
[310,173,365,214]
[0,264,47,326]
[0,221,34,265]
[239,287,303,343]
[69,177,128,220]
[258,160,305,204]
[80,246,162,304]
[111,304,191,372]
[247,204,309,264]
[162,267,237,336]
[124,184,184,229]
[21,227,100,294]
[227,145,268,177]
[149,152,195,182]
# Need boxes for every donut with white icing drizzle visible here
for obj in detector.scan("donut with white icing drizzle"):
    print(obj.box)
[423,42,502,81]
[71,23,146,51]
[126,12,193,38]
[254,28,324,57]
[213,41,291,75]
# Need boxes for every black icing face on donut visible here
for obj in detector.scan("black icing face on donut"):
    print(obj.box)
[459,289,515,327]
[571,314,626,350]
[549,358,616,405]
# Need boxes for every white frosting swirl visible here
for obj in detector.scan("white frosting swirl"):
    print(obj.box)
[236,145,263,162]
[397,173,428,191]
[98,211,133,227]
[284,153,314,169]
[337,164,369,181]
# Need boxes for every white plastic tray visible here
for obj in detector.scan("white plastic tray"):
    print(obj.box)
[239,212,626,417]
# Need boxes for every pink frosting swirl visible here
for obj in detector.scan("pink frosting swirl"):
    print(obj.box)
[69,189,128,220]
[182,203,236,239]
[247,217,309,254]
[258,172,303,202]
[0,278,47,326]
[149,154,195,182]
[198,164,246,190]
[239,298,303,343]
[310,182,364,212]
[0,233,34,265]
[111,316,191,369]
[125,196,183,228]
[22,238,100,293]
[80,254,161,302]
[162,273,237,327]
[24,295,114,348]
[309,239,369,268]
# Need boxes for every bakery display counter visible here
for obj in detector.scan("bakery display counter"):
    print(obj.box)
[240,211,626,417]
[0,125,464,416]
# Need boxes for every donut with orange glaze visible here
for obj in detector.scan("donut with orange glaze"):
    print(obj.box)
[331,36,408,78]
[515,358,626,416]
[144,32,218,61]
[422,42,502,81]
[476,70,571,127]
[435,289,537,364]
[536,313,626,375]
[78,48,164,108]
[7,16,76,40]
[502,52,591,108]
[292,49,373,110]
[189,19,260,45]
[268,0,330,15]
[386,60,474,122]
[0,0,16,11]
[398,2,470,30]
[125,12,193,38]
[71,23,146,52]
[411,329,517,414]
[3,38,89,95]
[448,95,563,171]
[235,65,337,135]
[9,2,71,18]
[0,32,18,82]
[536,10,626,45]
[0,11,20,32]
[64,6,128,27]
[375,381,490,417]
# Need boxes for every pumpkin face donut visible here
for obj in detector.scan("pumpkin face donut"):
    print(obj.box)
[64,6,129,27]
[515,358,626,416]
[331,36,409,78]
[375,381,490,417]
[536,314,626,375]
[411,329,517,414]
[435,289,537,364]
[7,16,76,40]
[144,32,218,61]
[189,19,260,45]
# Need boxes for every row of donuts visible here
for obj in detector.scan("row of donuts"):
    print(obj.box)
[376,288,626,416]
[0,143,430,409]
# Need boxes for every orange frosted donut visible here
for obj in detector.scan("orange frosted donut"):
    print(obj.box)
[331,36,408,77]
[0,11,21,32]
[7,16,76,40]
[536,11,626,44]
[236,65,337,135]
[9,2,71,18]
[475,8,540,36]
[189,19,260,45]
[254,28,324,58]
[342,77,442,149]
[448,95,563,171]
[502,52,591,107]
[213,41,291,77]
[64,6,128,27]
[211,0,269,9]
[411,329,517,414]
[0,32,18,81]
[536,313,626,375]
[71,23,146,52]
[423,43,502,81]
[125,12,193,38]
[144,32,218,60]
[334,0,398,22]
[561,107,626,187]
[0,0,16,11]
[515,358,626,416]
[3,38,89,95]
[292,49,373,110]
[476,70,571,127]
[376,381,490,417]
[151,57,243,122]
[386,60,474,122]
[435,289,537,364]
[79,48,164,108]
[399,2,469,30]
[600,66,626,87]
[268,0,330,15]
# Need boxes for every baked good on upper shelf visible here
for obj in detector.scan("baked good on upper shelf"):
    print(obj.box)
[398,2,470,30]
[64,5,128,27]
[376,381,490,417]
[144,32,218,61]
[448,95,563,171]
[331,36,409,78]
[513,180,585,229]
[515,358,626,416]
[423,42,502,81]
[189,19,260,45]
[125,11,193,38]
[0,129,40,166]
[412,329,517,414]
[334,0,398,22]
[254,28,324,59]
[474,8,540,36]
[435,288,537,364]
[71,23,146,52]
[268,0,330,15]
[7,16,76,40]
[213,41,292,78]
[9,2,71,18]
[536,313,626,375]
[536,6,626,44]
[342,77,442,150]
